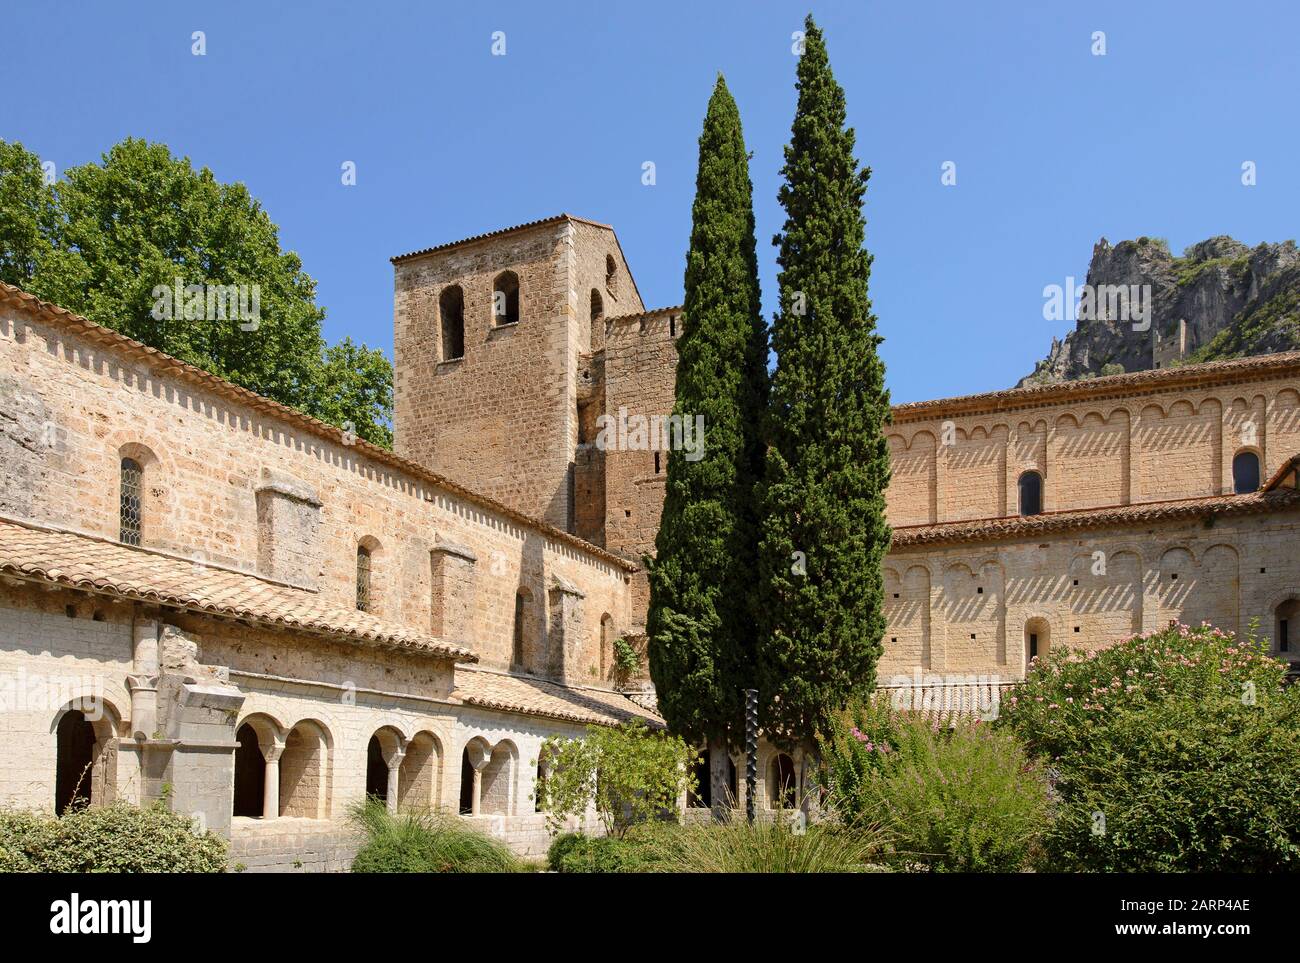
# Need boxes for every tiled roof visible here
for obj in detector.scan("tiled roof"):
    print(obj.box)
[0,517,477,662]
[892,351,1300,422]
[891,488,1300,548]
[390,213,613,263]
[454,668,664,728]
[0,281,636,573]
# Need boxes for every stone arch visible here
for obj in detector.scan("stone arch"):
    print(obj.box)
[481,740,518,816]
[52,696,122,815]
[1023,616,1051,672]
[605,253,617,291]
[232,712,287,819]
[365,725,406,805]
[356,534,383,615]
[1017,469,1043,515]
[1272,597,1299,657]
[439,285,465,361]
[590,288,604,325]
[492,270,520,325]
[458,736,493,815]
[398,730,443,810]
[766,752,797,810]
[116,441,164,547]
[280,719,332,819]
[1232,448,1261,493]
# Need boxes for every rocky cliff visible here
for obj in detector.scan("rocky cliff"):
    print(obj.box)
[1019,235,1300,387]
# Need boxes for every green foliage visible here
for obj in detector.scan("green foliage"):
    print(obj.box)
[0,139,59,287]
[821,701,1049,871]
[0,802,227,872]
[546,830,660,873]
[611,636,640,683]
[647,75,768,749]
[756,15,891,745]
[537,721,698,838]
[1100,362,1125,377]
[640,818,887,873]
[348,798,522,873]
[0,137,393,447]
[999,623,1300,871]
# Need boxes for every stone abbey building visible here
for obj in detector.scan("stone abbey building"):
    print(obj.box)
[1,214,1298,867]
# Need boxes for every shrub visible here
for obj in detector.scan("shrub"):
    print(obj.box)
[999,622,1300,871]
[822,700,1050,872]
[349,799,522,873]
[546,831,658,873]
[640,818,886,873]
[537,721,697,838]
[0,803,227,872]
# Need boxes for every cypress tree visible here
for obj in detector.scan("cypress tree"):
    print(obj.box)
[647,76,768,772]
[756,16,892,745]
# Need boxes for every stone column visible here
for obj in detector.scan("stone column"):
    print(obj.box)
[261,741,284,820]
[386,751,404,814]
[128,613,161,740]
[471,769,483,816]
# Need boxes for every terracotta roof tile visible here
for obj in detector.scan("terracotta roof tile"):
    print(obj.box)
[891,488,1300,548]
[892,351,1300,421]
[0,517,476,662]
[453,669,663,728]
[389,213,613,263]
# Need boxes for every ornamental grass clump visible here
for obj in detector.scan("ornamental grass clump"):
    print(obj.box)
[348,798,523,873]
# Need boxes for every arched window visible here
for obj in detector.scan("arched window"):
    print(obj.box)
[55,708,98,815]
[492,271,519,326]
[365,735,388,802]
[590,288,604,325]
[356,545,372,612]
[459,746,475,814]
[688,751,711,808]
[605,254,617,291]
[279,720,330,819]
[232,724,265,818]
[119,458,143,545]
[1233,450,1260,494]
[1276,599,1298,655]
[1018,471,1043,516]
[439,285,465,361]
[768,753,797,810]
[1025,618,1051,670]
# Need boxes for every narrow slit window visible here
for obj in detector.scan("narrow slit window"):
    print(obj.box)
[356,546,372,611]
[119,458,142,545]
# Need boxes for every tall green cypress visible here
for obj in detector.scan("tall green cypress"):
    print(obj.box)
[756,17,892,745]
[647,76,768,762]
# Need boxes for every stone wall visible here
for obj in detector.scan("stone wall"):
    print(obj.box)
[882,509,1300,681]
[0,303,635,679]
[886,372,1300,526]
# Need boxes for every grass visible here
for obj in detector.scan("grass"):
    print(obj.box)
[631,816,890,873]
[348,798,528,873]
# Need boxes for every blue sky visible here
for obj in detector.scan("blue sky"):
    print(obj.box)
[5,0,1297,402]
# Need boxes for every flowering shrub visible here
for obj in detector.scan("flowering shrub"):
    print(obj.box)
[999,622,1300,871]
[821,699,1049,872]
